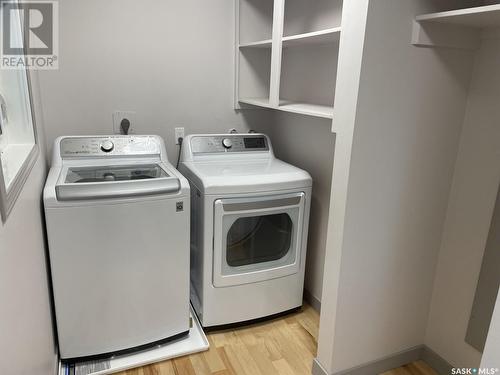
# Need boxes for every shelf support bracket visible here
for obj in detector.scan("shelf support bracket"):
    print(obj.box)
[411,21,480,50]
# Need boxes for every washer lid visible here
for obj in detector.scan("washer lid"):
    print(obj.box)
[64,164,169,183]
[56,163,180,201]
[181,158,312,195]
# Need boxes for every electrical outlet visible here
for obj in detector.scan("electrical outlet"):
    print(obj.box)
[113,111,136,134]
[175,127,185,144]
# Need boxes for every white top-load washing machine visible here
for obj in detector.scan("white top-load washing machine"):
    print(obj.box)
[44,135,190,362]
[178,133,312,327]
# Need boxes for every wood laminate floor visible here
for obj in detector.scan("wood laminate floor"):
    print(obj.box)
[116,305,438,375]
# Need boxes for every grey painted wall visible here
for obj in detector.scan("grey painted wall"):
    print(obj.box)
[37,0,271,162]
[466,187,500,352]
[481,288,500,369]
[425,35,500,369]
[0,73,57,375]
[259,112,335,304]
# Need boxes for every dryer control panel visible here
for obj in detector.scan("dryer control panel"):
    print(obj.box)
[191,135,269,154]
[60,136,161,158]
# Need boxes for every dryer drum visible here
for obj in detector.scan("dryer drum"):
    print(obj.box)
[226,213,293,267]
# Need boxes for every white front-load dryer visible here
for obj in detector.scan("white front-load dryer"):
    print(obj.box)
[178,133,312,327]
[44,135,190,362]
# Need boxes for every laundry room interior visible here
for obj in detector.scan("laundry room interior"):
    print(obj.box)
[0,1,499,375]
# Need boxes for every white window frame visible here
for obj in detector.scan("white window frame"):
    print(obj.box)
[0,1,39,222]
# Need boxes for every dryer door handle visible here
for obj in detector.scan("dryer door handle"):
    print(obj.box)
[221,195,303,212]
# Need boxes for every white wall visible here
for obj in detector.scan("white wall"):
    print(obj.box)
[481,288,500,369]
[425,35,500,369]
[0,73,57,375]
[316,0,370,369]
[38,0,271,162]
[259,112,335,304]
[317,0,476,372]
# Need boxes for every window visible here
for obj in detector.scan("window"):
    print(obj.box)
[0,3,38,222]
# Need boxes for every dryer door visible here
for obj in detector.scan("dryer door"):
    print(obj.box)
[213,192,305,287]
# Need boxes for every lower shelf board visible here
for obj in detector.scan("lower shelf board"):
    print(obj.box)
[238,97,272,108]
[278,100,334,119]
[238,98,334,119]
[282,27,342,48]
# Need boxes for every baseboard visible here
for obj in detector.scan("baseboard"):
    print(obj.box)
[421,346,454,375]
[54,353,59,375]
[313,346,424,375]
[311,345,454,375]
[303,289,321,313]
[312,358,329,375]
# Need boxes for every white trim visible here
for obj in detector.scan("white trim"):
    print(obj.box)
[269,0,285,107]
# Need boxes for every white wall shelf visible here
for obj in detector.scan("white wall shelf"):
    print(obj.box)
[237,47,272,106]
[282,0,343,38]
[278,101,333,119]
[279,38,338,120]
[239,98,334,119]
[415,4,500,28]
[412,4,500,50]
[235,0,341,120]
[238,97,272,108]
[238,0,273,45]
[282,28,341,48]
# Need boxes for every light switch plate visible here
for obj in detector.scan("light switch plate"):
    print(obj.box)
[113,111,137,134]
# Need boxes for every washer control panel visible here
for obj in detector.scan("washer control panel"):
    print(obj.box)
[60,136,161,158]
[191,135,269,154]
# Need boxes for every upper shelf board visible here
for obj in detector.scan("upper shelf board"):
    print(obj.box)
[239,39,272,48]
[415,4,500,28]
[412,5,500,49]
[238,28,342,49]
[282,28,341,47]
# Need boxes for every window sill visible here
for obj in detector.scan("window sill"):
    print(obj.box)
[0,143,38,221]
[1,143,35,190]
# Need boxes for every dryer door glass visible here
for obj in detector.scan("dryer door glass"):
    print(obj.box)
[226,213,292,267]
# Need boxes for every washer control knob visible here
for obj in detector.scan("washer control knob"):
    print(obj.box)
[100,140,114,152]
[222,138,233,149]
